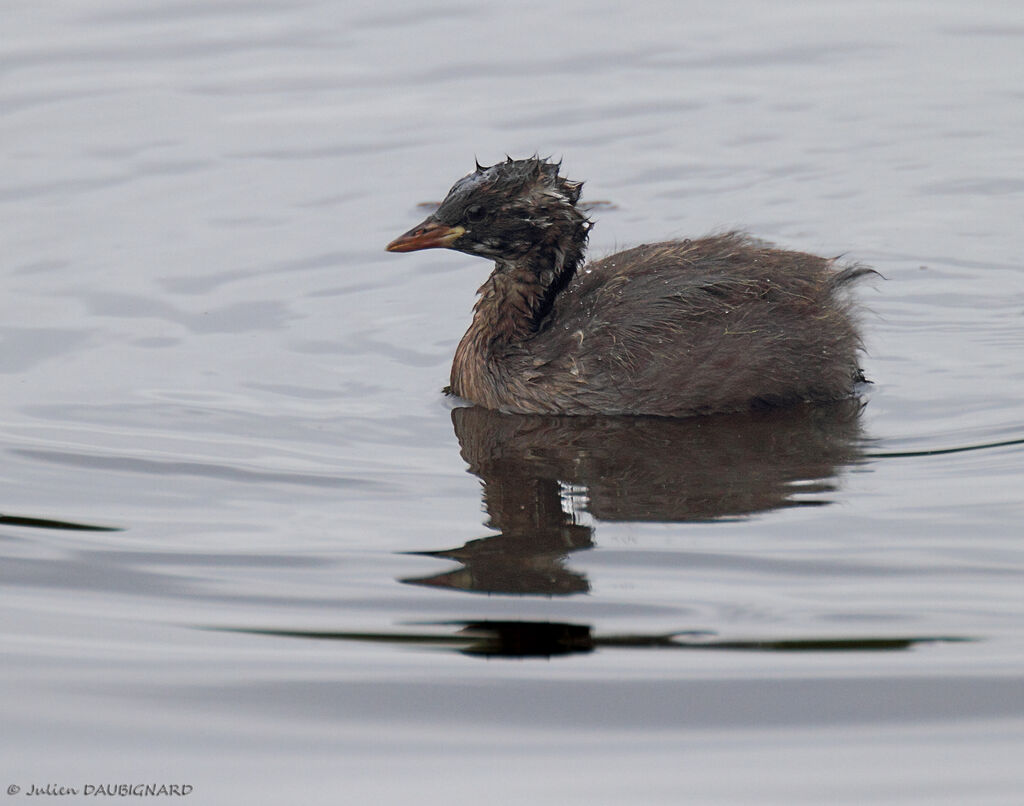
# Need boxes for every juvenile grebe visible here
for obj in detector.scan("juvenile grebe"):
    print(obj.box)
[386,157,872,416]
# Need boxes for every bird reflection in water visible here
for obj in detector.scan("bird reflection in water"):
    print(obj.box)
[214,403,972,657]
[402,399,866,597]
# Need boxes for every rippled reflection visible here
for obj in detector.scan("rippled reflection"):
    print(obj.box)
[222,620,969,659]
[403,401,867,596]
[0,513,121,532]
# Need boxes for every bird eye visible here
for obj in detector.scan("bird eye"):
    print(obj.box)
[465,205,486,224]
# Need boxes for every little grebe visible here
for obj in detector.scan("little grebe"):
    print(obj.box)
[386,157,872,416]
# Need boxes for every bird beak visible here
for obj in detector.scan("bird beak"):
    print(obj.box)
[385,217,466,252]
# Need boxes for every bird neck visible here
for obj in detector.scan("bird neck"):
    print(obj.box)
[449,217,588,407]
[469,227,589,345]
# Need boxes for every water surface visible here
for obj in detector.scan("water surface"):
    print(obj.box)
[3,1,1024,803]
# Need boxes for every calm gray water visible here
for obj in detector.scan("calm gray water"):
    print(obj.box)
[3,1,1024,803]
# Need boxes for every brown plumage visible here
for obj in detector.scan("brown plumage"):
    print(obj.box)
[387,157,873,417]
